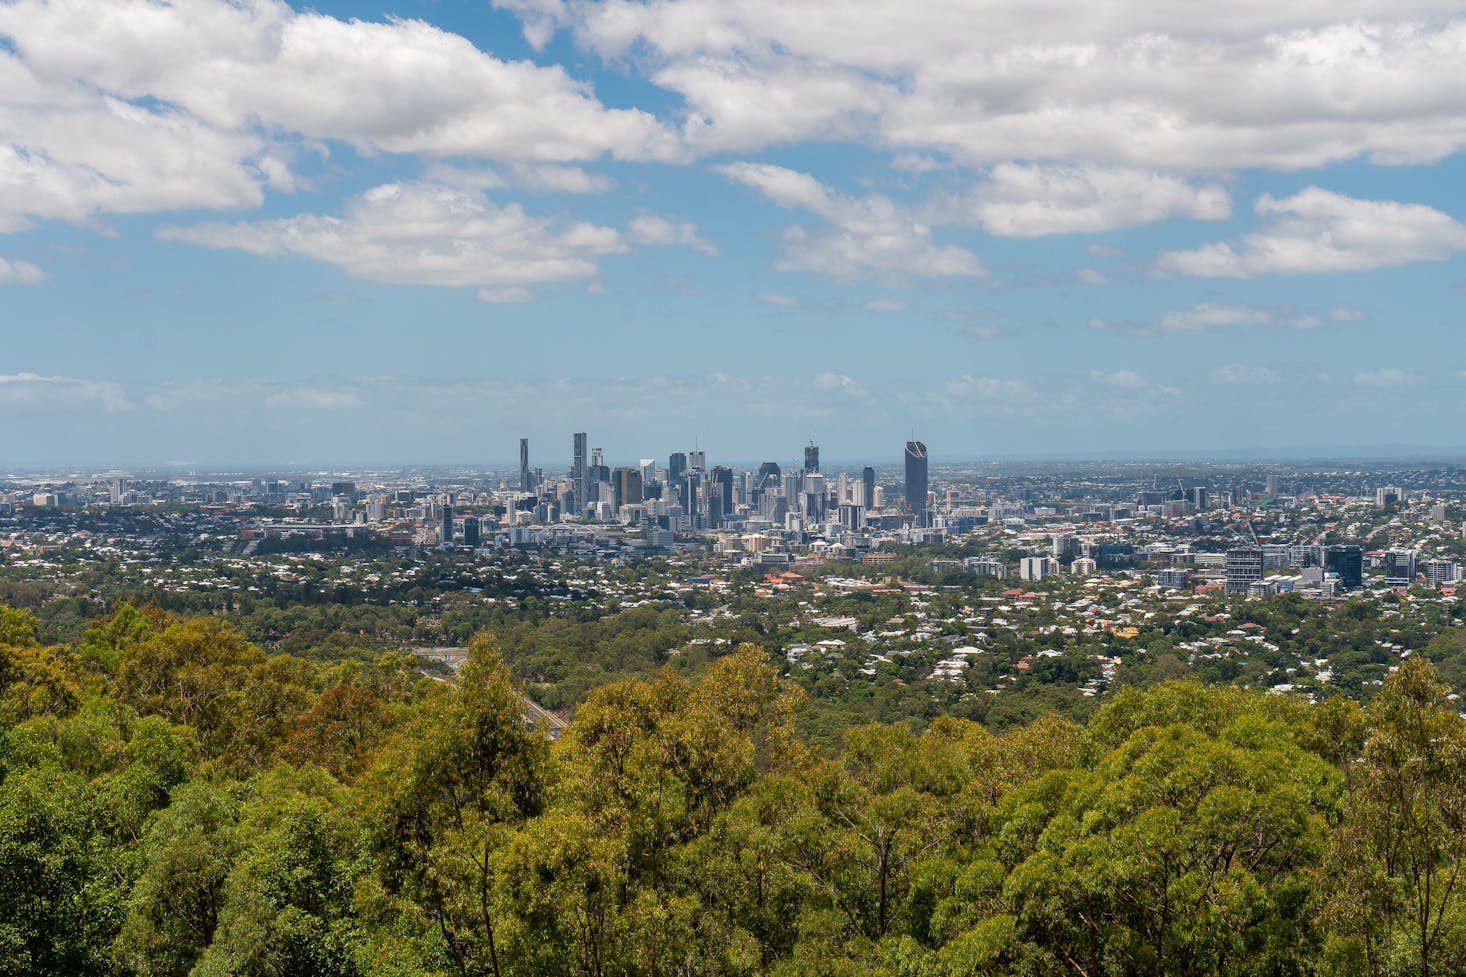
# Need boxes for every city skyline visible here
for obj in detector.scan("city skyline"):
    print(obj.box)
[2,0,1465,466]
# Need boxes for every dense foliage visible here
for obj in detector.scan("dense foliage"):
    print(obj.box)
[4,600,1466,976]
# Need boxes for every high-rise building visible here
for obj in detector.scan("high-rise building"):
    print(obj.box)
[519,438,531,492]
[462,517,481,547]
[614,468,643,509]
[1382,548,1418,587]
[669,452,688,484]
[572,432,588,517]
[904,441,928,524]
[710,466,734,513]
[754,462,781,497]
[1225,547,1264,594]
[688,450,705,472]
[862,466,876,511]
[1020,556,1058,581]
[1324,545,1364,590]
[1422,559,1461,585]
[804,441,820,473]
[440,504,455,548]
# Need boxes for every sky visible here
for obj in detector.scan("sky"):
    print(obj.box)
[1,0,1464,469]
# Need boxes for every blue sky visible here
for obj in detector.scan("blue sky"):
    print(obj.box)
[1,0,1464,468]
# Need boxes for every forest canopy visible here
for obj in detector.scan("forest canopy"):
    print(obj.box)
[1,600,1465,977]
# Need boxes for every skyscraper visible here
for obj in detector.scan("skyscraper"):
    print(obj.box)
[669,452,688,485]
[804,441,819,473]
[904,441,928,523]
[440,503,454,548]
[613,467,643,509]
[519,438,531,492]
[862,466,876,511]
[572,432,587,518]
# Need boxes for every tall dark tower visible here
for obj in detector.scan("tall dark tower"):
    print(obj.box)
[519,438,531,492]
[904,441,928,524]
[668,452,688,485]
[572,432,588,517]
[804,441,820,473]
[862,466,876,510]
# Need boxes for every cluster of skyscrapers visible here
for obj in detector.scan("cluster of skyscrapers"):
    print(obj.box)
[504,435,933,531]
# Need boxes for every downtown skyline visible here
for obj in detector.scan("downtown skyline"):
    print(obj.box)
[1,0,1465,466]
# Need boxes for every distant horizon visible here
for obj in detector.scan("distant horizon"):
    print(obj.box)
[5,444,1465,479]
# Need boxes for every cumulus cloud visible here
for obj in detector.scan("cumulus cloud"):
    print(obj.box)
[0,371,132,412]
[504,0,1466,169]
[0,0,677,163]
[716,161,984,281]
[946,164,1230,237]
[864,297,908,312]
[1354,367,1417,387]
[627,214,718,254]
[1156,188,1466,277]
[0,0,678,232]
[0,257,46,283]
[1212,364,1280,385]
[158,182,627,290]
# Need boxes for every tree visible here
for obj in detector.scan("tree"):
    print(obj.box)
[1003,716,1341,976]
[362,635,548,977]
[114,781,241,977]
[1318,657,1466,977]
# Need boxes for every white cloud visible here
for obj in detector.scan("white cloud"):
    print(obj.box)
[1157,188,1466,277]
[1212,364,1280,385]
[1354,367,1417,387]
[812,372,861,394]
[0,0,678,164]
[863,297,908,312]
[1076,268,1108,285]
[0,256,46,283]
[514,0,1466,170]
[627,214,718,254]
[1090,368,1151,390]
[1329,306,1368,321]
[0,0,681,233]
[0,371,132,412]
[717,161,985,281]
[0,56,267,230]
[658,57,888,153]
[947,164,1230,237]
[158,182,627,290]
